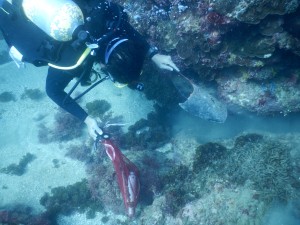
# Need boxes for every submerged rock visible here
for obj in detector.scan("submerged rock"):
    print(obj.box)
[213,0,299,24]
[217,69,300,115]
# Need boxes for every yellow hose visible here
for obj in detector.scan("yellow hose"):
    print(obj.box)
[48,47,91,70]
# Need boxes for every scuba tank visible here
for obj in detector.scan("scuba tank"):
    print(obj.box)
[22,0,84,41]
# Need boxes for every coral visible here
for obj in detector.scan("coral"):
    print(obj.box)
[217,69,300,115]
[259,16,284,36]
[86,99,111,118]
[273,31,300,57]
[244,67,277,81]
[113,0,300,88]
[0,91,16,102]
[40,179,103,219]
[111,0,300,97]
[21,88,45,101]
[213,0,299,24]
[240,36,276,59]
[0,153,36,176]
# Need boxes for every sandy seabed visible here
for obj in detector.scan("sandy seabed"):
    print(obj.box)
[0,62,154,224]
[1,61,300,225]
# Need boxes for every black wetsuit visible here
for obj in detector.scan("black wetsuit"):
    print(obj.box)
[47,0,152,122]
[0,0,152,122]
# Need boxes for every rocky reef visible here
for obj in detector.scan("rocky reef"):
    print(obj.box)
[1,0,299,115]
[114,0,300,116]
[136,133,300,225]
[8,132,296,225]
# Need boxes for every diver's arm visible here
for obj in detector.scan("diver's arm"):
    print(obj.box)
[46,67,103,139]
[151,54,180,71]
[46,67,88,122]
[84,116,103,139]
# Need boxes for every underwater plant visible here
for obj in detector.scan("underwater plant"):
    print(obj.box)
[225,134,299,202]
[65,144,93,163]
[193,142,227,173]
[0,205,52,225]
[38,110,84,143]
[119,105,171,150]
[0,91,16,102]
[40,179,103,220]
[0,153,36,176]
[160,164,194,216]
[233,133,264,148]
[21,88,44,101]
[85,158,126,214]
[86,99,111,118]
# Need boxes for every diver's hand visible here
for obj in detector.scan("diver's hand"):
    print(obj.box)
[84,116,103,140]
[151,54,180,72]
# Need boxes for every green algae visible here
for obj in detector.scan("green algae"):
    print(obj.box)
[0,153,36,176]
[0,91,16,102]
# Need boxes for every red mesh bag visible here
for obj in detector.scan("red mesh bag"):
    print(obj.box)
[102,139,140,217]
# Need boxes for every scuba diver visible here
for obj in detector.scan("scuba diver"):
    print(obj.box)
[0,0,179,139]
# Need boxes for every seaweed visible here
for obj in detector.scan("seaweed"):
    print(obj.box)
[86,100,111,118]
[0,205,52,225]
[164,187,187,216]
[38,110,84,143]
[0,153,36,176]
[160,165,195,216]
[21,88,44,101]
[0,91,16,102]
[101,216,110,223]
[65,144,93,163]
[224,134,299,202]
[40,179,103,220]
[234,133,264,148]
[119,105,171,150]
[193,142,227,173]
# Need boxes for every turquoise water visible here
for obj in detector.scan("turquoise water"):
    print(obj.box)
[1,0,300,223]
[172,110,300,142]
[1,61,299,224]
